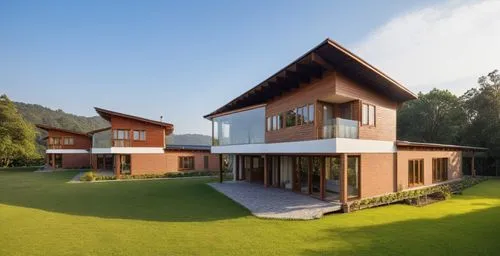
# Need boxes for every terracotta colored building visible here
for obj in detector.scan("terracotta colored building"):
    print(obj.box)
[38,108,220,174]
[204,38,487,207]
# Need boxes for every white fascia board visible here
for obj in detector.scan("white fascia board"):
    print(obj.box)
[46,149,90,154]
[91,147,164,154]
[211,138,396,154]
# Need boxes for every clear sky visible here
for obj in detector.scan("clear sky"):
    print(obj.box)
[1,0,499,135]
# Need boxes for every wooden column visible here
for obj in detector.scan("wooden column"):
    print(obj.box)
[340,154,348,204]
[277,157,281,188]
[291,156,297,192]
[320,156,325,200]
[471,151,476,177]
[235,155,240,180]
[308,157,313,194]
[114,155,121,178]
[51,154,55,168]
[263,155,268,188]
[241,156,245,180]
[219,154,223,183]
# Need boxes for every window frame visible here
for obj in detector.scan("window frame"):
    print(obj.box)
[408,159,424,187]
[63,136,74,145]
[203,155,209,169]
[362,103,376,126]
[179,156,195,170]
[133,130,146,141]
[432,158,449,183]
[113,129,129,140]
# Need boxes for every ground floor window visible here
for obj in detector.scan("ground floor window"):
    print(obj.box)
[433,158,448,183]
[347,156,360,198]
[179,156,195,170]
[120,155,131,175]
[204,155,209,169]
[408,159,424,187]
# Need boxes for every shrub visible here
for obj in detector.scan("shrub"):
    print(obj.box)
[79,171,96,182]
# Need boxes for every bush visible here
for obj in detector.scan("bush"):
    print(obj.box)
[79,171,96,182]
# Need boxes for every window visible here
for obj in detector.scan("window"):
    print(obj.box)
[49,137,61,145]
[179,156,195,170]
[285,110,296,127]
[267,117,272,132]
[308,104,315,123]
[408,159,424,187]
[133,130,146,141]
[113,129,129,140]
[432,158,448,183]
[204,156,209,169]
[63,137,74,145]
[362,103,376,126]
[347,156,360,198]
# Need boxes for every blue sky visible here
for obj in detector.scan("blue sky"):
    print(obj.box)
[2,0,498,135]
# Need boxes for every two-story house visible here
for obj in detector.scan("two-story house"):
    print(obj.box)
[36,124,92,169]
[38,108,220,174]
[205,38,486,207]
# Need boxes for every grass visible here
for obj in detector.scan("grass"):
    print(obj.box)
[0,169,499,255]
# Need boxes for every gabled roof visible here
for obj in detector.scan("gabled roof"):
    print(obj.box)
[35,124,91,137]
[396,140,488,151]
[204,38,417,119]
[94,107,174,132]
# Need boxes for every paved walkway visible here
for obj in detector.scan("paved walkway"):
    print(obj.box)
[208,181,342,220]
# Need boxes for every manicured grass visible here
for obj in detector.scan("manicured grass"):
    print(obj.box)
[0,169,499,255]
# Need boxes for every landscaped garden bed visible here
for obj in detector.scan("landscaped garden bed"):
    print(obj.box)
[348,176,489,212]
[79,170,230,182]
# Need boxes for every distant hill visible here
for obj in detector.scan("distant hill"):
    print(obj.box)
[14,102,212,150]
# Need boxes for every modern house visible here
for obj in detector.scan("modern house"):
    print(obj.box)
[204,38,487,207]
[37,124,92,169]
[38,108,219,175]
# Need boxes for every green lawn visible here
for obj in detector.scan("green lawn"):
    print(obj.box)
[1,168,499,255]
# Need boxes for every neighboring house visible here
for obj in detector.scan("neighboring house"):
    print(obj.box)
[36,124,92,169]
[37,108,219,174]
[204,38,487,206]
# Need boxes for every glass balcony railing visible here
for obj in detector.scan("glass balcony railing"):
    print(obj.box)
[321,118,358,139]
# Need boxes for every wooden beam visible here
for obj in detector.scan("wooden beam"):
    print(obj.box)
[263,155,268,188]
[340,154,348,204]
[311,52,334,70]
[471,152,476,177]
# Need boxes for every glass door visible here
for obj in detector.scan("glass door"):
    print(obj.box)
[311,157,322,197]
[325,156,341,201]
[120,155,131,175]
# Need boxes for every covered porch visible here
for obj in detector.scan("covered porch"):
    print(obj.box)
[220,154,361,206]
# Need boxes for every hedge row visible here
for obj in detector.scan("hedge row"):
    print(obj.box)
[348,176,488,212]
[80,171,225,181]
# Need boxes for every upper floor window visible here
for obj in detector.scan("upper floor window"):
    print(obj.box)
[63,137,74,145]
[285,110,296,128]
[362,103,375,126]
[113,129,129,140]
[432,158,448,183]
[49,137,61,145]
[267,114,283,131]
[279,103,315,129]
[133,130,146,141]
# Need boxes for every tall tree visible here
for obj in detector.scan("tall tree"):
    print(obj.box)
[0,94,39,167]
[398,89,466,144]
[461,70,500,156]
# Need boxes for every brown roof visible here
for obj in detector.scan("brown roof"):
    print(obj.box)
[396,140,488,151]
[87,126,111,135]
[204,38,417,119]
[94,107,174,131]
[35,124,90,137]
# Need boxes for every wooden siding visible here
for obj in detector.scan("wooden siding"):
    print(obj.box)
[46,130,91,149]
[110,115,165,147]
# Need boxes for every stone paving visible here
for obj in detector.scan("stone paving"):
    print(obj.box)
[208,181,342,220]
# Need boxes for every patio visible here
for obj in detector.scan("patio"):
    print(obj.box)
[208,181,342,220]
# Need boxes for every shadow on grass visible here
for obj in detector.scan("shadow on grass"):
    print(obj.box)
[0,170,250,222]
[300,205,500,256]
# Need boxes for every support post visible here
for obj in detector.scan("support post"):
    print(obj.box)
[308,157,313,194]
[235,155,240,180]
[219,154,223,183]
[340,154,348,204]
[320,156,325,200]
[51,154,55,168]
[277,157,281,188]
[263,155,268,188]
[232,155,237,181]
[114,155,121,178]
[471,151,476,177]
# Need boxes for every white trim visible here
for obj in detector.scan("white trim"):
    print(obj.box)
[91,147,164,154]
[46,149,89,154]
[211,138,396,154]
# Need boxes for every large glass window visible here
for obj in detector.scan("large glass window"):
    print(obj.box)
[92,129,112,148]
[285,110,296,127]
[179,156,195,170]
[347,156,360,198]
[409,159,424,187]
[212,107,265,146]
[308,104,315,123]
[325,156,341,200]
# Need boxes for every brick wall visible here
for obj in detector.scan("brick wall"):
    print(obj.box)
[61,154,91,168]
[111,115,165,147]
[360,153,395,198]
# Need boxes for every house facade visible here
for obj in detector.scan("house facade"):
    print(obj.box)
[205,38,486,206]
[37,124,92,169]
[38,108,220,175]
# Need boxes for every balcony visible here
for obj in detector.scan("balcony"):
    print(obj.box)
[320,118,358,139]
[112,139,131,147]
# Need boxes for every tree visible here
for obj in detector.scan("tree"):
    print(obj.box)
[461,70,500,157]
[398,89,466,144]
[0,94,39,167]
